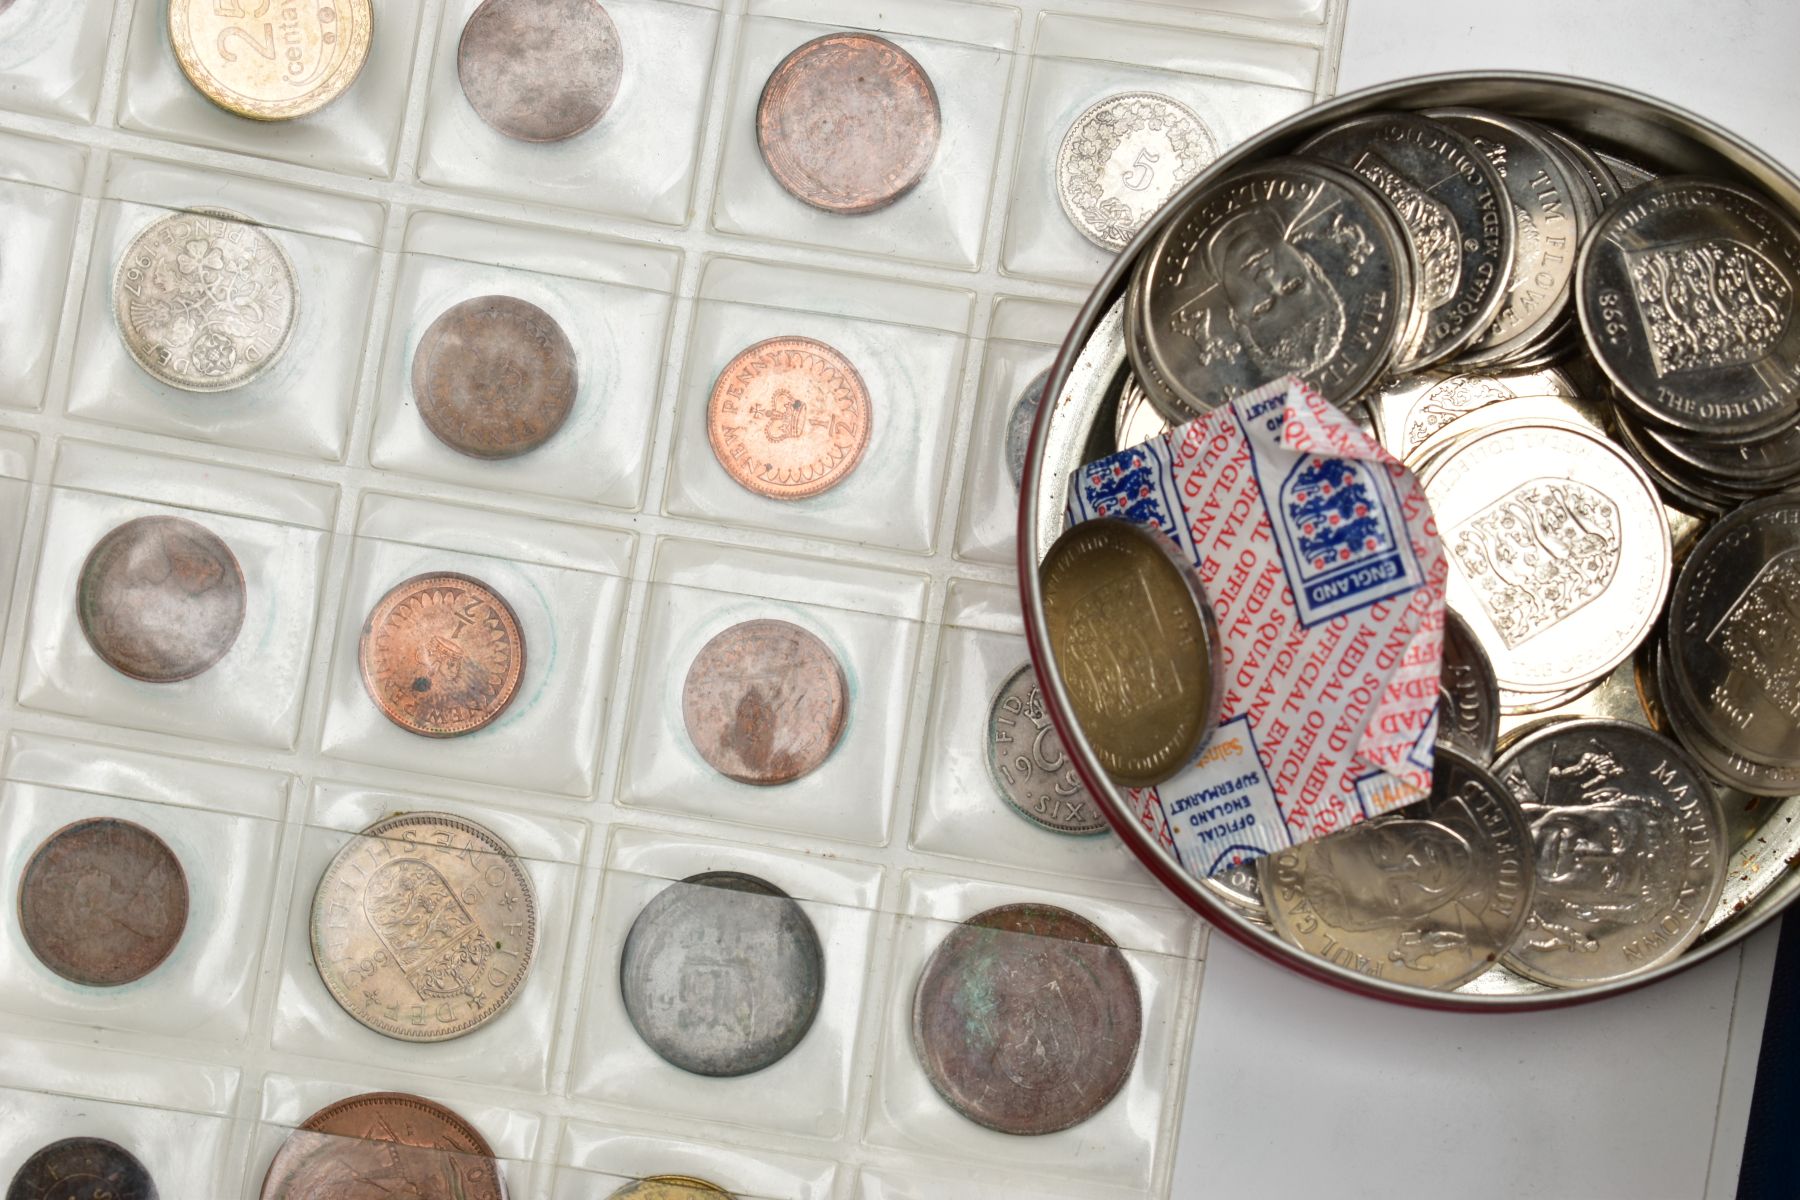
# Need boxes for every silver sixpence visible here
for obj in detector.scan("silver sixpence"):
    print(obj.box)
[1493,719,1726,987]
[1258,743,1534,990]
[113,207,297,392]
[1004,370,1049,488]
[619,871,823,1076]
[1367,364,1579,460]
[1056,92,1216,252]
[1440,606,1501,762]
[986,663,1108,835]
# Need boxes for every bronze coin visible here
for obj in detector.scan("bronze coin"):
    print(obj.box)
[912,903,1142,1136]
[6,1137,158,1200]
[755,32,941,215]
[707,335,872,501]
[18,817,188,988]
[681,618,847,785]
[76,515,246,683]
[358,573,525,738]
[411,295,579,459]
[258,1091,504,1200]
[458,0,624,143]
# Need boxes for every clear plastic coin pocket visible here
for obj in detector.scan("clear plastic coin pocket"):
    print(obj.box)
[662,255,973,553]
[17,441,335,749]
[65,158,383,462]
[0,0,113,121]
[615,536,927,845]
[711,0,1019,270]
[417,0,724,226]
[555,1121,841,1200]
[0,132,84,412]
[0,431,33,635]
[367,212,679,510]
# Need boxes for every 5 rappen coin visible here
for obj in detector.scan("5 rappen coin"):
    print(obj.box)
[1056,92,1215,252]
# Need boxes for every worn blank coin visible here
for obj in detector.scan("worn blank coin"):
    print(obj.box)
[7,1137,158,1200]
[18,818,188,988]
[681,618,848,785]
[458,0,623,143]
[1056,92,1215,252]
[412,294,578,459]
[77,515,247,683]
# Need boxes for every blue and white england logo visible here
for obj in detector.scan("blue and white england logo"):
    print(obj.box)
[1269,452,1423,626]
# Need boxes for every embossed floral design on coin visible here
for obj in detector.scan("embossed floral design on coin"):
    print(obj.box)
[259,1092,504,1200]
[359,573,525,737]
[7,1137,158,1200]
[77,515,247,683]
[620,871,824,1076]
[169,0,372,121]
[608,1178,732,1200]
[412,294,578,459]
[681,618,847,785]
[458,0,623,143]
[311,811,537,1042]
[707,335,872,500]
[1056,92,1215,252]
[913,903,1141,1135]
[1004,369,1049,489]
[19,817,188,988]
[114,207,297,392]
[987,663,1107,835]
[756,32,940,214]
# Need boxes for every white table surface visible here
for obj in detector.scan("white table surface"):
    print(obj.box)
[1171,3,1798,1197]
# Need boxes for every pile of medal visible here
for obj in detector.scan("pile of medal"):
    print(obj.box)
[1090,105,1800,992]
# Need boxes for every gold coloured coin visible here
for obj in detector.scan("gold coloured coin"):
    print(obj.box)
[169,0,374,121]
[607,1178,733,1200]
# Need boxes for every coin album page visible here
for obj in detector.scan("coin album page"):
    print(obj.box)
[0,1,1345,1196]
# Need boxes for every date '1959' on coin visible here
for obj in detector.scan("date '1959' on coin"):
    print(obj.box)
[359,573,525,737]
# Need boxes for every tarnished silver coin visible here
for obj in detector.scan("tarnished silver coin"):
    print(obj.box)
[113,207,297,392]
[1056,92,1215,252]
[620,871,823,1076]
[1300,112,1513,369]
[1137,157,1413,411]
[7,1137,158,1200]
[458,0,624,143]
[986,663,1107,835]
[1493,719,1726,986]
[77,515,247,683]
[1259,743,1534,990]
[1578,176,1800,438]
[1440,606,1501,762]
[1366,364,1579,459]
[1004,370,1049,489]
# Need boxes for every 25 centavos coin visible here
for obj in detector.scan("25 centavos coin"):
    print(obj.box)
[77,515,247,683]
[986,663,1107,835]
[7,1137,157,1200]
[607,1179,732,1200]
[458,0,623,143]
[114,207,297,392]
[681,618,848,785]
[310,811,537,1042]
[18,818,187,988]
[169,0,371,121]
[1259,743,1533,990]
[411,295,578,459]
[1439,607,1501,762]
[620,872,823,1076]
[359,573,525,737]
[707,336,872,500]
[912,903,1141,1135]
[1004,369,1049,488]
[1493,719,1726,986]
[756,32,940,215]
[1056,92,1215,252]
[259,1092,504,1200]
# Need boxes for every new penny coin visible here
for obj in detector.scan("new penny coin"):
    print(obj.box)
[1056,92,1215,252]
[986,663,1107,835]
[458,0,623,143]
[1438,606,1501,762]
[77,515,247,683]
[681,618,847,785]
[310,811,537,1042]
[620,872,823,1076]
[18,818,188,987]
[756,32,940,214]
[608,1179,732,1200]
[7,1137,158,1200]
[707,335,871,500]
[359,573,525,737]
[912,903,1141,1136]
[114,207,297,392]
[169,0,372,121]
[411,294,578,459]
[259,1092,504,1200]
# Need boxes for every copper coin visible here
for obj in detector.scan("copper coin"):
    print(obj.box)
[608,1179,732,1200]
[411,295,578,459]
[358,573,525,737]
[912,903,1142,1136]
[7,1137,158,1200]
[18,818,188,987]
[681,618,847,785]
[755,32,941,214]
[258,1092,504,1200]
[458,0,623,143]
[76,515,246,683]
[706,336,872,500]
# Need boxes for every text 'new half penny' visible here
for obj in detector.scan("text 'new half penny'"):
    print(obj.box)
[458,0,624,142]
[707,336,871,500]
[412,294,578,459]
[359,573,525,737]
[682,618,848,785]
[77,515,247,683]
[19,818,188,988]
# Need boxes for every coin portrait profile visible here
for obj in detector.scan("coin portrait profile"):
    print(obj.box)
[1199,206,1346,381]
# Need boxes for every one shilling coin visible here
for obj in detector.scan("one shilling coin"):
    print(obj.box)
[986,663,1107,835]
[259,1092,504,1200]
[707,336,872,500]
[681,618,848,785]
[7,1138,158,1200]
[18,818,188,987]
[359,573,526,737]
[458,0,623,143]
[411,294,578,459]
[168,0,371,121]
[77,515,247,683]
[1056,92,1215,252]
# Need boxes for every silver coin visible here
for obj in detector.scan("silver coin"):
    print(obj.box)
[1123,257,1201,423]
[1112,373,1171,451]
[1258,743,1534,991]
[1004,370,1049,489]
[986,663,1108,835]
[1138,157,1413,411]
[1056,92,1215,252]
[1596,151,1657,192]
[1440,606,1501,762]
[1577,176,1800,438]
[113,207,297,392]
[1493,718,1726,986]
[1300,112,1513,369]
[1366,364,1579,459]
[1538,125,1621,209]
[1403,394,1609,476]
[1633,411,1800,486]
[1499,676,1605,718]
[1656,641,1800,796]
[619,871,823,1076]
[1613,412,1800,507]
